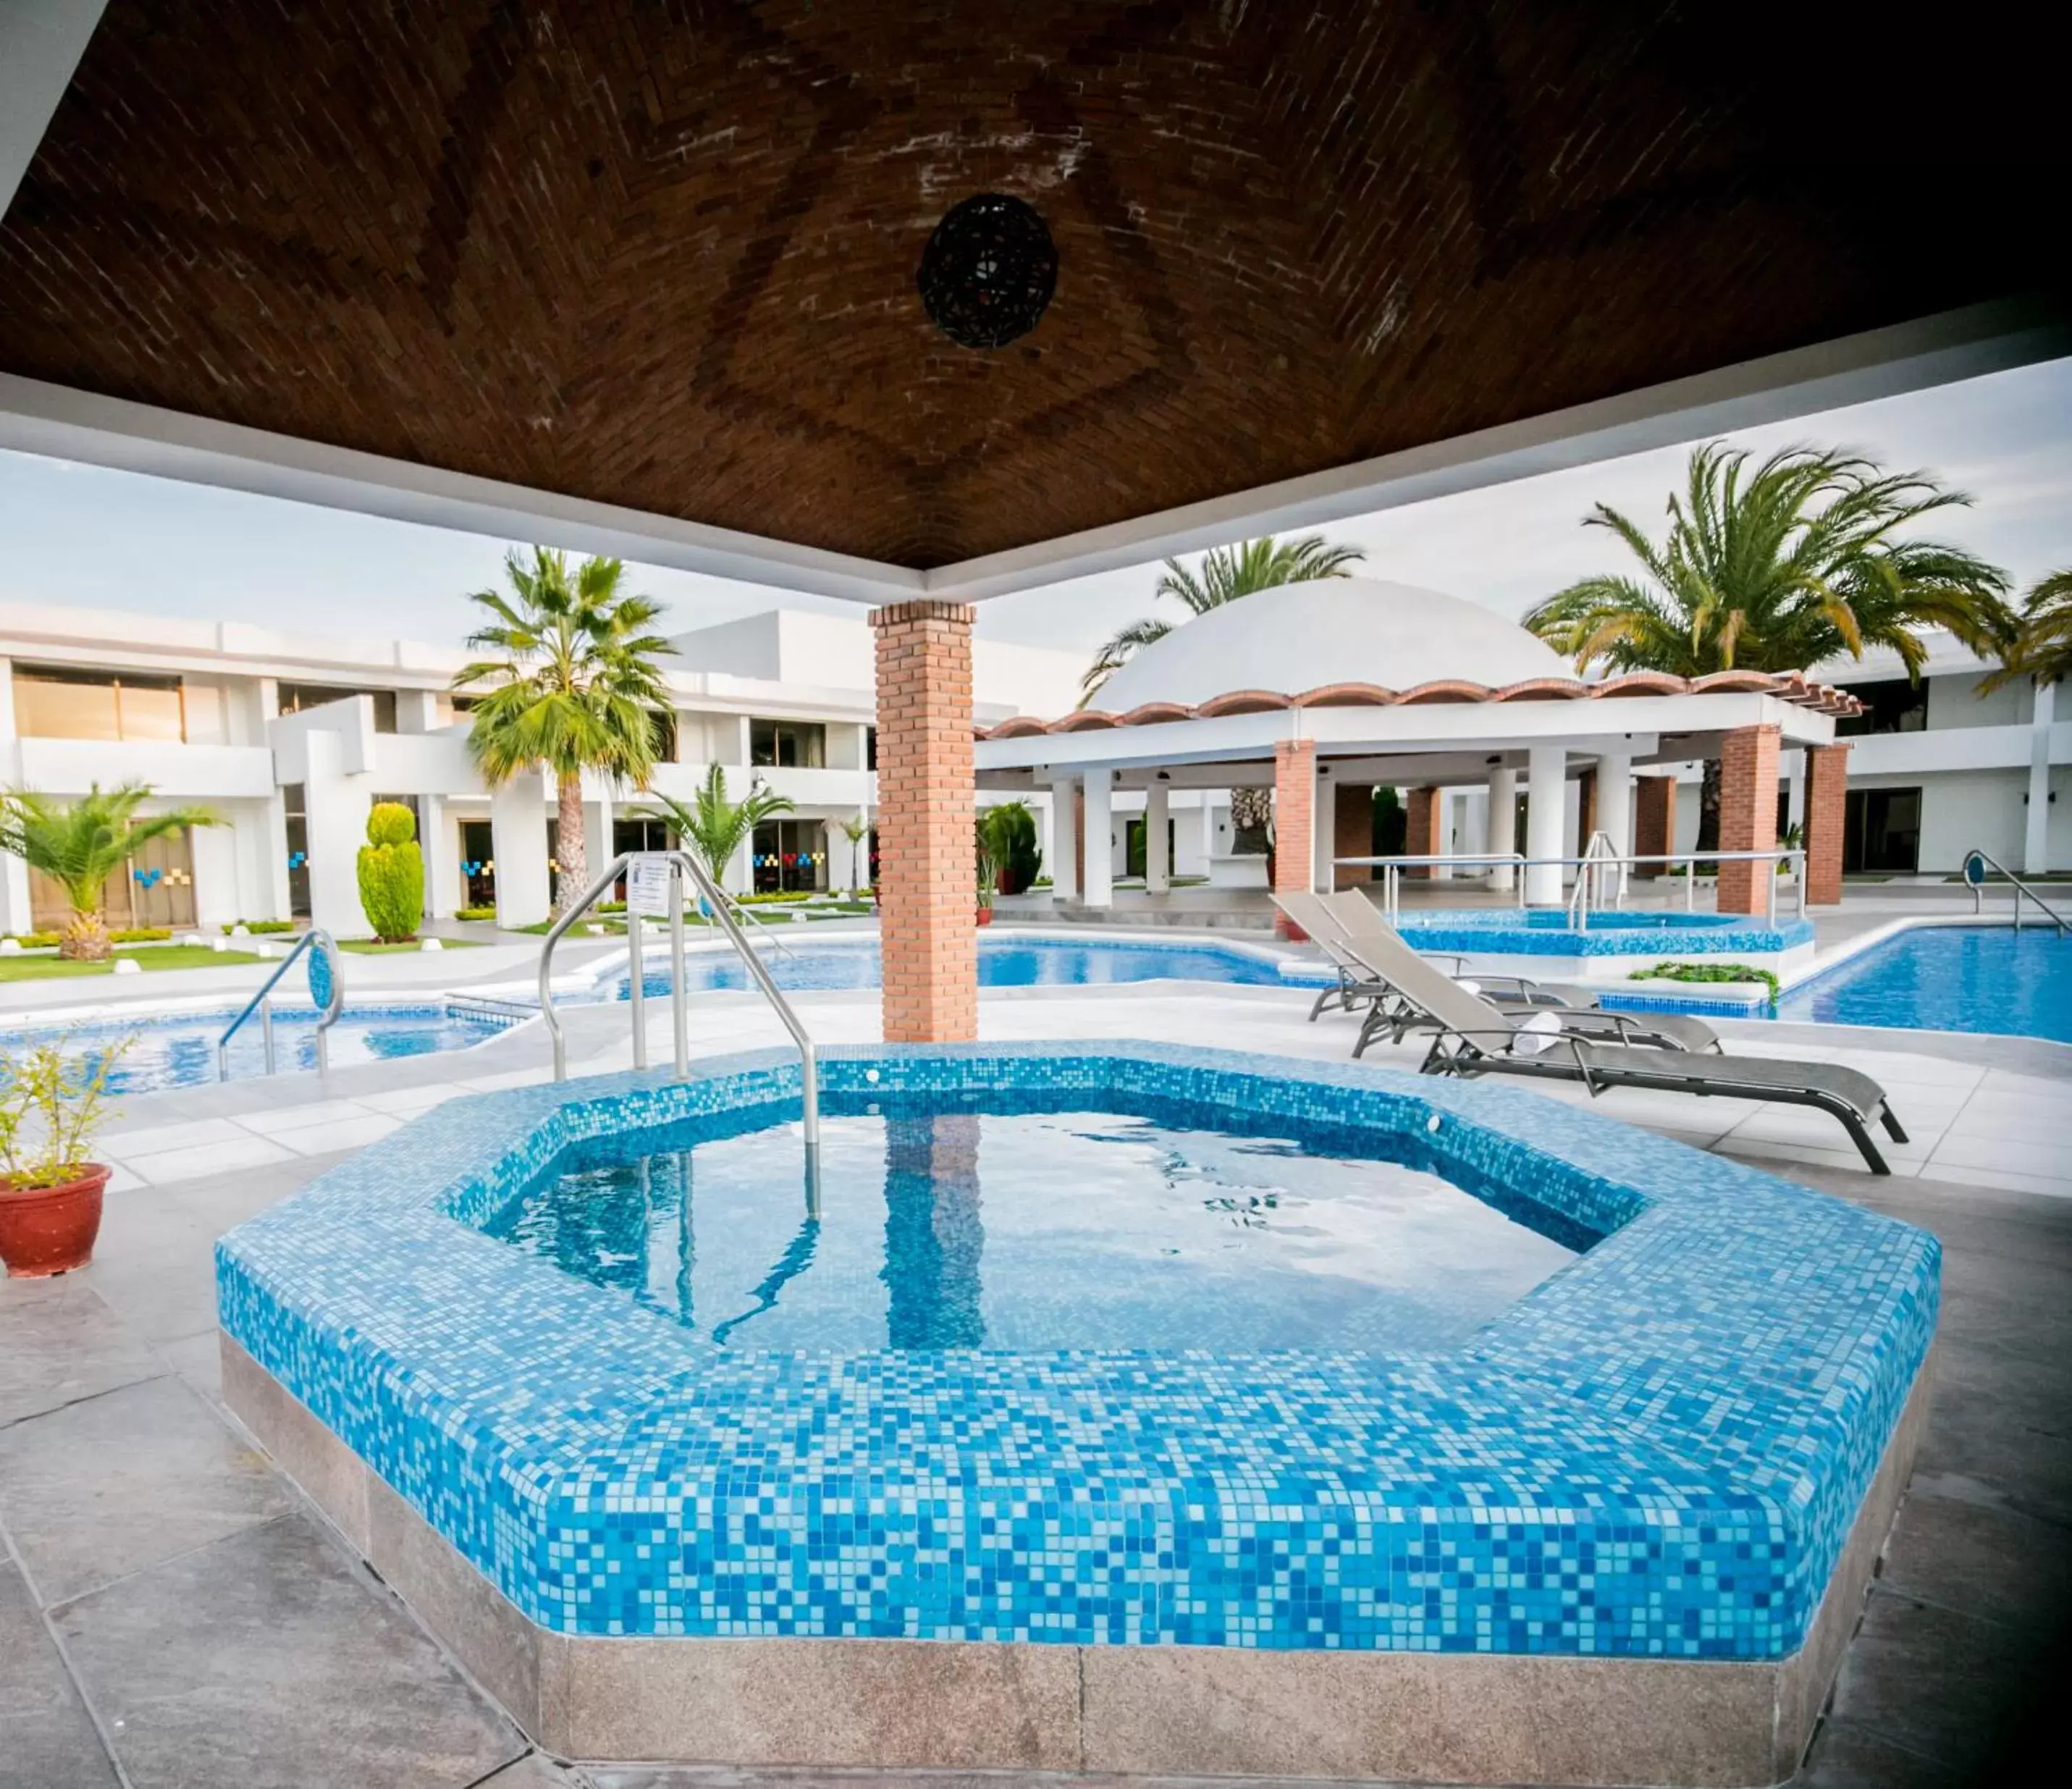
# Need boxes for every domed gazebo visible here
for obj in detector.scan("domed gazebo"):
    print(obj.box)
[974,577,1862,919]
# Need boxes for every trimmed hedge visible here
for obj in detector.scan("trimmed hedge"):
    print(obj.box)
[357,801,424,943]
[222,919,298,935]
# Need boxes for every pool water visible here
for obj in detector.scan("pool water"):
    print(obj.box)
[0,1004,511,1095]
[482,1095,1581,1352]
[1779,925,2072,1042]
[612,936,1298,999]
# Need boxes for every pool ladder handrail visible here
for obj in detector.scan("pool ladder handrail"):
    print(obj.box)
[1963,849,2071,935]
[538,850,820,1179]
[216,927,342,1081]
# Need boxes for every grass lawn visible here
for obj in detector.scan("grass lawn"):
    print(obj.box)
[337,938,487,954]
[0,945,269,981]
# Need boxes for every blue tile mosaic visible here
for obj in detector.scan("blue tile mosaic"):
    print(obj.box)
[1394,910,1816,958]
[215,1043,1936,1661]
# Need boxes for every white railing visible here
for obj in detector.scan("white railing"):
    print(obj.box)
[1335,847,1808,927]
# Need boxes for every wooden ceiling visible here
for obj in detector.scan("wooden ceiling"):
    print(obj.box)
[0,1,2062,569]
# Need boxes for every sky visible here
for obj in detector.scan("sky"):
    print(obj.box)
[2,356,2067,673]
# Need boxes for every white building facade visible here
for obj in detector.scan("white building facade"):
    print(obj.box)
[0,602,1082,938]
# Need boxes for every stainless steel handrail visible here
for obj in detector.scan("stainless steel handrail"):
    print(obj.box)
[1336,847,1808,924]
[216,927,342,1081]
[1964,849,2071,934]
[537,850,821,1200]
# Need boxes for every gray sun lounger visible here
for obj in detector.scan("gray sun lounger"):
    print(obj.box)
[1318,890,1603,1011]
[1331,926,1722,1057]
[1388,951,1907,1173]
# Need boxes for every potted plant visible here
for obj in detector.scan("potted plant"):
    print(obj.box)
[0,1035,131,1277]
[976,846,1000,927]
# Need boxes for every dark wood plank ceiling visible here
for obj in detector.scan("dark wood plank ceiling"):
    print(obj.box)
[0,1,2062,569]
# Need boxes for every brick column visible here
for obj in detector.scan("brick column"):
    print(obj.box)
[1804,742,1850,906]
[1334,784,1373,888]
[1716,724,1780,915]
[1272,738,1315,938]
[1405,785,1441,878]
[870,601,977,1042]
[1633,775,1675,878]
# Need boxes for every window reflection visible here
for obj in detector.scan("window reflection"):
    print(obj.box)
[12,667,188,743]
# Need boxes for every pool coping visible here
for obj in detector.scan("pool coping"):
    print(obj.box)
[214,1043,1937,1780]
[223,1330,1931,1784]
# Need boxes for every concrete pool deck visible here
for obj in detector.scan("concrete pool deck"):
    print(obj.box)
[4,962,2069,1783]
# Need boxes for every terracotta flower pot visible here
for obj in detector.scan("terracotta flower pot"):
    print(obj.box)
[0,1163,110,1278]
[975,906,994,927]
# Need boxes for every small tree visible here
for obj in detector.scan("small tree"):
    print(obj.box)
[0,783,219,961]
[355,801,424,943]
[640,765,793,885]
[840,810,873,894]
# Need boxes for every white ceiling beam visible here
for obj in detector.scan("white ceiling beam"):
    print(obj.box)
[930,298,2072,603]
[0,373,925,606]
[0,0,106,219]
[2,298,2061,608]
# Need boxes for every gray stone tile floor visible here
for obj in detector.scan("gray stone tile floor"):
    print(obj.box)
[3,1039,2066,1785]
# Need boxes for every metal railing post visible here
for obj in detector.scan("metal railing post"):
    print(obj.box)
[626,905,647,1071]
[537,854,634,1082]
[669,859,689,1079]
[260,998,275,1074]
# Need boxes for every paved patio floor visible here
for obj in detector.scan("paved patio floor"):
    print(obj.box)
[3,980,2067,1787]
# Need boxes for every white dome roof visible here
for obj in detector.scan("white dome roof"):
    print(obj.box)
[1090,576,1570,711]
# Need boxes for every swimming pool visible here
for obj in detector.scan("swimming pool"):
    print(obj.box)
[607,934,1304,998]
[1780,923,2072,1042]
[0,1001,519,1094]
[1394,906,1815,956]
[485,1096,1580,1353]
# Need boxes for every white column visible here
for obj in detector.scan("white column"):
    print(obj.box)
[0,657,28,934]
[1486,766,1517,892]
[1145,780,1171,893]
[490,770,551,928]
[1310,770,1336,891]
[1049,775,1079,902]
[1081,768,1114,909]
[1525,746,1567,906]
[1432,789,1455,880]
[2026,681,2056,874]
[1596,751,1635,856]
[421,794,458,919]
[303,728,375,937]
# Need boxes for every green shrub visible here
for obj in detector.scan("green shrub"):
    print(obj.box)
[979,801,1042,895]
[220,919,297,935]
[1630,959,1781,1003]
[355,801,424,943]
[456,905,498,922]
[110,927,172,943]
[5,930,62,949]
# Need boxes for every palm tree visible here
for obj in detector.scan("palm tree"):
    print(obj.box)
[1982,568,2072,691]
[0,783,219,960]
[639,765,794,885]
[840,810,873,894]
[1523,442,2015,846]
[455,549,674,915]
[1081,534,1366,702]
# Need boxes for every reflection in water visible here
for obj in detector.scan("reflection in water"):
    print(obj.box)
[711,1217,821,1344]
[881,1114,986,1348]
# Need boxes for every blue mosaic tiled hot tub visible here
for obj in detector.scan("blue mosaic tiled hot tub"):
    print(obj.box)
[1395,909,1815,958]
[216,1043,1934,1672]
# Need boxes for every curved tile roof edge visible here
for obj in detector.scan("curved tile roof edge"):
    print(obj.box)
[978,673,1863,738]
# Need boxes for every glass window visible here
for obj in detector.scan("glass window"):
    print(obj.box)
[865,725,877,770]
[751,818,827,893]
[282,783,311,918]
[1843,788,1922,874]
[12,666,187,742]
[750,718,825,768]
[1836,679,1927,737]
[277,683,398,733]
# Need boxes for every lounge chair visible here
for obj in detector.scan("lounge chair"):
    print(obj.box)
[1320,916,1724,1057]
[1319,890,1601,1011]
[1388,947,1908,1174]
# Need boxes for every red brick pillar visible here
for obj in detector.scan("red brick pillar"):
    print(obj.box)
[870,601,977,1042]
[1804,742,1850,906]
[1633,775,1675,879]
[1405,785,1441,878]
[1272,739,1315,938]
[1334,784,1373,888]
[1717,724,1780,914]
